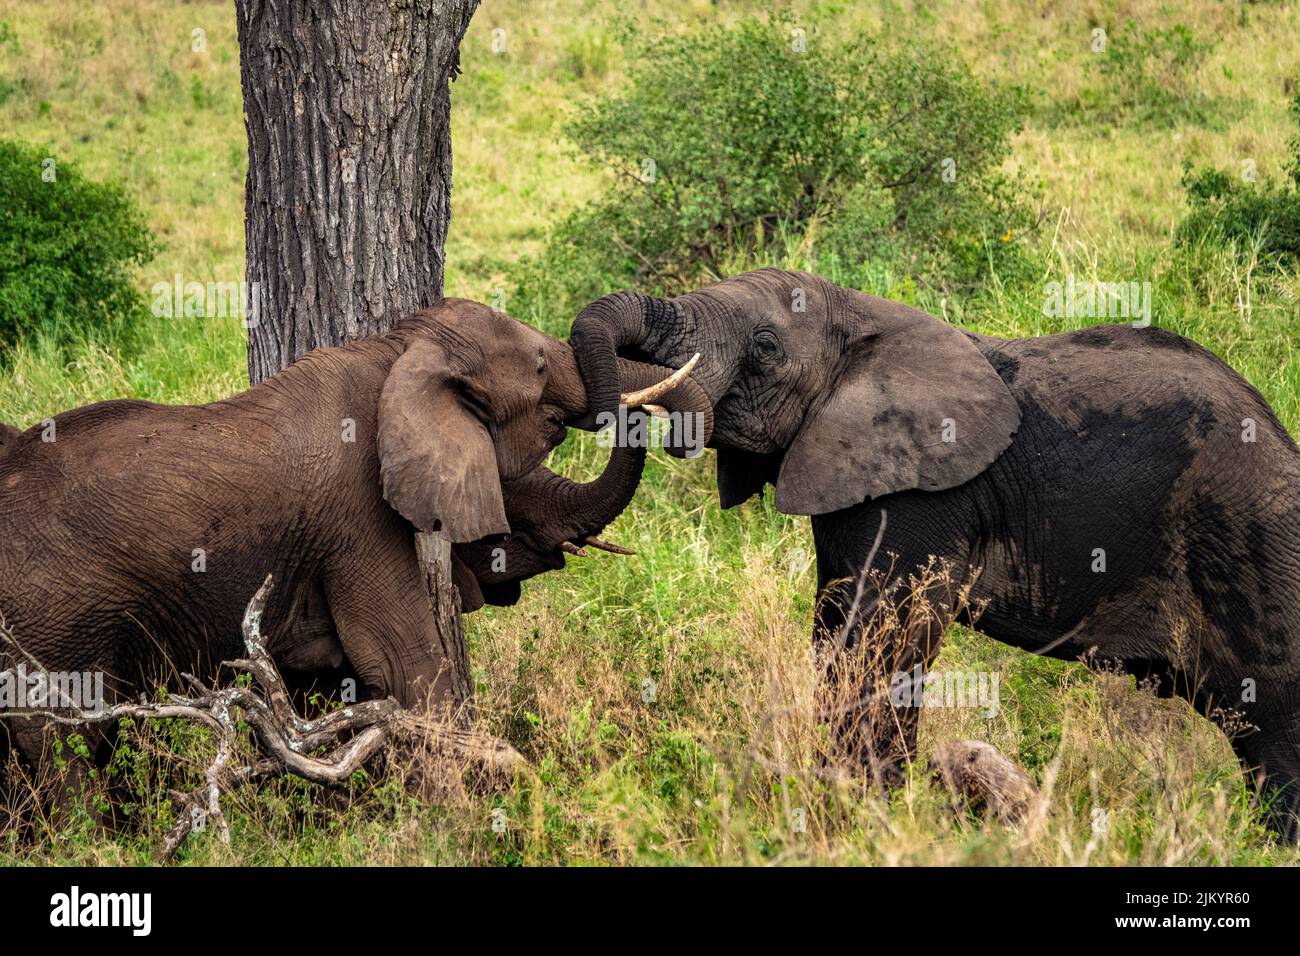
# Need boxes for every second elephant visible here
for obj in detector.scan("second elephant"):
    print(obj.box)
[570,268,1300,839]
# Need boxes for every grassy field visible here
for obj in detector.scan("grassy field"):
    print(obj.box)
[1,0,1298,864]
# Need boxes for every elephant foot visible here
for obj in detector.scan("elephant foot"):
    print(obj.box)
[1234,714,1300,845]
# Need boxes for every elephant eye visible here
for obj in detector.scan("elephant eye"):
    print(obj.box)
[752,328,783,361]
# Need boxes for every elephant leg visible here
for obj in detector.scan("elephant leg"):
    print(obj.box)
[320,533,465,715]
[1233,713,1300,844]
[811,503,974,790]
[271,577,361,714]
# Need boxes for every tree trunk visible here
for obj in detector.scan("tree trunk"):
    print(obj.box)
[234,1,481,728]
[236,0,479,383]
[414,530,474,725]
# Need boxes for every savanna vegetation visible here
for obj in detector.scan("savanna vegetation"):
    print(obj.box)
[0,0,1297,865]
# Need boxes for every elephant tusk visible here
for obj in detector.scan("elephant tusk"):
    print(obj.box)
[640,403,670,418]
[582,535,635,556]
[620,353,700,407]
[561,541,589,557]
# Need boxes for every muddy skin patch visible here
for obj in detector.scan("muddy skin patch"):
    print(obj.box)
[965,391,1207,651]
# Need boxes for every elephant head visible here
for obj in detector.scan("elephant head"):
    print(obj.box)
[376,298,711,607]
[377,298,596,543]
[569,268,1021,514]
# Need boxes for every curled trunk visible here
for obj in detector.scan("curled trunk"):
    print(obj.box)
[523,439,648,543]
[508,354,712,546]
[569,297,715,452]
[455,440,646,606]
[459,353,710,607]
[567,292,653,432]
[613,357,714,457]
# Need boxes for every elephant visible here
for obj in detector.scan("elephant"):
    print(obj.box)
[0,297,710,790]
[569,268,1300,838]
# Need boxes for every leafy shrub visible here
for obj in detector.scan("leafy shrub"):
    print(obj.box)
[560,26,616,87]
[0,20,23,106]
[1175,91,1300,268]
[512,17,1034,323]
[816,41,1037,292]
[1080,23,1215,127]
[0,138,157,350]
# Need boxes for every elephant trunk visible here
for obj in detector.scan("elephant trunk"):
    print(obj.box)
[614,357,714,456]
[569,291,725,439]
[497,440,646,558]
[567,291,655,431]
[498,352,714,554]
[555,440,647,536]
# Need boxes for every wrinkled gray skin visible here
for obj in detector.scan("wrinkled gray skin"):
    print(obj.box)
[570,268,1300,839]
[0,299,707,795]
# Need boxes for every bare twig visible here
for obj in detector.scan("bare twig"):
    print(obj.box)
[3,574,525,860]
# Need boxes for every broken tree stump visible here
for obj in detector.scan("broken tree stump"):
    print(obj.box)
[928,739,1039,825]
[414,529,474,723]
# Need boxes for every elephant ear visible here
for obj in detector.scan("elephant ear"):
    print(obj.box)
[377,335,509,542]
[775,299,1021,515]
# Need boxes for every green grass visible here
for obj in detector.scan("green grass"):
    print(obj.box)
[1,0,1298,865]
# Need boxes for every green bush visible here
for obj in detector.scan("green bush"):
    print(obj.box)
[816,40,1036,291]
[1175,91,1300,267]
[0,20,25,106]
[512,17,1034,325]
[1079,23,1215,127]
[0,137,157,351]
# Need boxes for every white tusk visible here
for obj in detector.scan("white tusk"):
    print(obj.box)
[620,353,700,407]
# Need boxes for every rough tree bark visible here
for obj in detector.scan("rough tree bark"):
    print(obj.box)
[414,530,474,722]
[234,1,481,726]
[235,0,480,383]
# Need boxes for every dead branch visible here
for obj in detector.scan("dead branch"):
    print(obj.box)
[5,574,525,860]
[928,739,1040,825]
